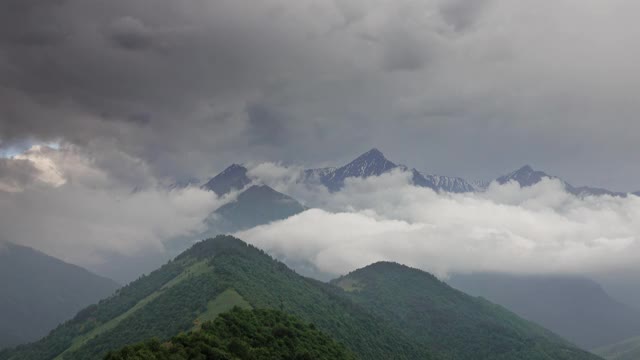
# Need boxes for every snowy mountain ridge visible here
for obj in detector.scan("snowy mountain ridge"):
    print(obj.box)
[199,149,638,199]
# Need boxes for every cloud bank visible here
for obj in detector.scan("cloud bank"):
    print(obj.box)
[239,169,640,278]
[0,143,222,267]
[2,148,639,282]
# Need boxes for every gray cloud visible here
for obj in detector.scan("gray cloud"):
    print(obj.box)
[0,144,223,267]
[0,158,39,192]
[0,0,68,47]
[380,28,432,72]
[0,0,640,191]
[106,16,156,51]
[439,0,491,32]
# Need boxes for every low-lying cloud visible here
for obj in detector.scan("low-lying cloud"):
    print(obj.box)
[0,143,223,267]
[2,150,640,281]
[239,168,640,278]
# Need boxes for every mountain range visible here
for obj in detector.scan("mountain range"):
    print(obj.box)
[306,149,638,196]
[202,149,638,210]
[0,243,119,350]
[0,236,601,360]
[304,148,478,193]
[496,165,633,197]
[191,149,639,248]
[195,149,481,243]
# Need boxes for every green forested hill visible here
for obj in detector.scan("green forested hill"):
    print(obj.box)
[0,236,430,360]
[104,308,356,360]
[0,236,603,360]
[333,262,603,360]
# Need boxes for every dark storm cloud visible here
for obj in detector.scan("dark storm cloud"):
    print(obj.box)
[0,0,640,190]
[247,103,290,146]
[106,16,156,51]
[380,28,431,72]
[0,0,68,47]
[0,0,300,177]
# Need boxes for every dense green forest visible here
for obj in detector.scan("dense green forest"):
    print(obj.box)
[333,262,602,360]
[0,236,604,360]
[104,308,356,360]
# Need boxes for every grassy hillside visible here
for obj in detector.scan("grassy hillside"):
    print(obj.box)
[104,308,356,360]
[0,236,431,360]
[0,236,603,360]
[595,335,640,360]
[0,243,119,349]
[333,262,602,360]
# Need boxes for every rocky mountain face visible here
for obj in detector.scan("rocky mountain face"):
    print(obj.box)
[201,164,252,196]
[495,165,632,197]
[306,148,477,193]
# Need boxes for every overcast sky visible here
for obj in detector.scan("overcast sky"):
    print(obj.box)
[2,0,640,289]
[1,0,640,190]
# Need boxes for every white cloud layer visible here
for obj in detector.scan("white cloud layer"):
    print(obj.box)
[239,168,640,278]
[2,148,640,281]
[0,144,222,266]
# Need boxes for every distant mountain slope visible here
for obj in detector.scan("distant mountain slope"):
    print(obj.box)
[0,236,600,360]
[306,148,476,193]
[0,243,119,349]
[496,165,629,197]
[595,335,640,360]
[202,164,252,196]
[307,148,397,191]
[413,171,478,193]
[497,165,563,187]
[334,262,601,360]
[449,273,640,349]
[167,177,200,190]
[303,166,336,182]
[209,185,306,232]
[199,164,306,233]
[104,308,356,360]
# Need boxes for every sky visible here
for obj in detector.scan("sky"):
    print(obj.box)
[1,0,640,286]
[1,0,640,189]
